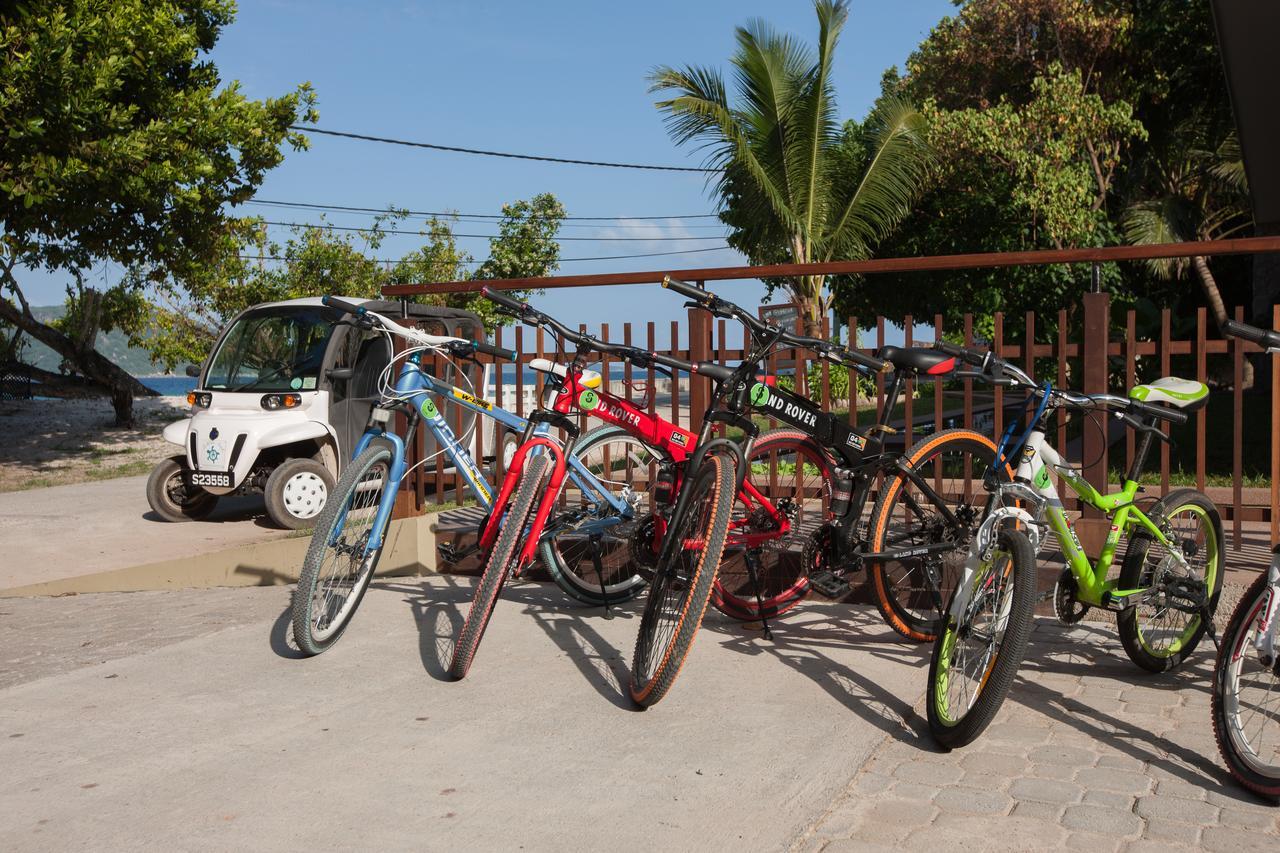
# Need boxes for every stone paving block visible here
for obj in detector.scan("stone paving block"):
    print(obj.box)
[1134,794,1220,824]
[1074,767,1155,795]
[1204,787,1276,810]
[1029,744,1099,767]
[1063,830,1124,852]
[820,838,899,853]
[1200,826,1280,853]
[1125,840,1200,853]
[859,799,938,831]
[1217,807,1278,830]
[811,804,869,839]
[983,723,1053,746]
[1095,753,1147,772]
[1031,763,1081,781]
[1119,685,1179,704]
[956,770,1010,793]
[1010,777,1084,805]
[892,760,963,786]
[887,781,943,802]
[1140,817,1203,845]
[1011,800,1064,822]
[791,834,831,853]
[850,772,892,796]
[932,786,1012,816]
[923,812,1069,848]
[1060,804,1143,837]
[1121,701,1171,717]
[1082,788,1135,810]
[959,750,1028,776]
[1153,776,1211,802]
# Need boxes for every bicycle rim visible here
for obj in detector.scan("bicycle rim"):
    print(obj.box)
[1220,587,1280,782]
[1134,503,1219,658]
[933,548,1015,726]
[304,451,389,643]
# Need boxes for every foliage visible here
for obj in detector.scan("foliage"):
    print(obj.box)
[649,0,931,336]
[0,0,315,423]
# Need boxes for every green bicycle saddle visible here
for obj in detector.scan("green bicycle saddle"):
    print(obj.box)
[1129,376,1210,411]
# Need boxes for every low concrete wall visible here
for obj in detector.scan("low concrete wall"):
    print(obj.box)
[0,515,442,598]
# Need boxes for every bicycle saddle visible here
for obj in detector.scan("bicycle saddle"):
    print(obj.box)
[1129,376,1209,411]
[877,345,956,376]
[529,357,602,388]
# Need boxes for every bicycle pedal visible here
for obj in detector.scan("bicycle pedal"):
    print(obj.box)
[436,543,479,564]
[807,570,852,599]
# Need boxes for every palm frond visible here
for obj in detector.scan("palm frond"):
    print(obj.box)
[1211,131,1248,193]
[1122,198,1192,279]
[820,96,930,260]
[794,0,848,242]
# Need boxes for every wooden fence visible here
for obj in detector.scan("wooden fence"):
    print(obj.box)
[390,291,1279,553]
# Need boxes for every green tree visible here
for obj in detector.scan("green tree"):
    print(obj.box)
[648,0,931,336]
[0,0,315,424]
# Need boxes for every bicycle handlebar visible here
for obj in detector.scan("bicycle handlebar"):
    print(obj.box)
[321,295,367,317]
[662,276,889,373]
[1222,318,1280,352]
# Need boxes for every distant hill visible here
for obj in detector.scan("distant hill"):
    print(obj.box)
[18,306,174,377]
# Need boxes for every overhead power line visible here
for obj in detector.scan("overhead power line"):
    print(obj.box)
[291,125,721,173]
[247,198,721,222]
[236,244,733,266]
[260,219,729,243]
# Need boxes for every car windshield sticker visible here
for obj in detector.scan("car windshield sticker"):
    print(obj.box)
[578,389,600,411]
[290,377,303,390]
[749,383,770,407]
[302,377,316,390]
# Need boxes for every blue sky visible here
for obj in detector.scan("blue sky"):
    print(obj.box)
[29,0,956,346]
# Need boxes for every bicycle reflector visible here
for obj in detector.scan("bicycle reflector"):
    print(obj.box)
[260,393,302,410]
[187,391,212,408]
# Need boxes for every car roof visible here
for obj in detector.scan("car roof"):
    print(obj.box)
[249,296,483,328]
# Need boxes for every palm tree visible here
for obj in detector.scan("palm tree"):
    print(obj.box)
[1123,126,1253,384]
[649,0,931,337]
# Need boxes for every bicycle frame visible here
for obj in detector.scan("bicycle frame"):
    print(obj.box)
[342,353,636,551]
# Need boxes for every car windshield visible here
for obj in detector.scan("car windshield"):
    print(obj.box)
[204,306,340,392]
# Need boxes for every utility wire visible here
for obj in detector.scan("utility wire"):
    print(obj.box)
[260,219,729,243]
[236,244,733,266]
[246,198,721,222]
[291,125,721,173]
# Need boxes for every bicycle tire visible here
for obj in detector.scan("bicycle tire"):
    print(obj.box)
[629,453,735,708]
[867,429,1000,642]
[1117,488,1223,673]
[927,528,1036,750]
[712,429,835,621]
[291,443,393,656]
[450,453,551,679]
[1212,571,1280,800]
[538,426,662,606]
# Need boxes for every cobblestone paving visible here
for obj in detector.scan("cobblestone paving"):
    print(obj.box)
[792,618,1280,852]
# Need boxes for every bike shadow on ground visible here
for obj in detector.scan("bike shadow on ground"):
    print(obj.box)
[1006,619,1275,806]
[701,599,937,747]
[386,575,639,708]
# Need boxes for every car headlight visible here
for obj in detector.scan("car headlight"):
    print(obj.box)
[261,393,302,410]
[187,391,212,408]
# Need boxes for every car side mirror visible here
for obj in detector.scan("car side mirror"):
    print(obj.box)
[326,367,355,382]
[184,364,202,378]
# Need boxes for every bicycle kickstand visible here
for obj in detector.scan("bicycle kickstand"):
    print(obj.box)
[744,548,773,641]
[587,534,612,619]
[1201,604,1219,651]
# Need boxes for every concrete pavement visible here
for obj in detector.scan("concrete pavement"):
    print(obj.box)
[0,475,283,591]
[0,576,924,851]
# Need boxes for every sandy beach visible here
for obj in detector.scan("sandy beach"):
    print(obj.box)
[0,395,190,492]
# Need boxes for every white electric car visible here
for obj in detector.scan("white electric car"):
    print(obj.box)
[145,297,496,529]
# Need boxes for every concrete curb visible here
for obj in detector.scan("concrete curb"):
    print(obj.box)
[0,514,442,598]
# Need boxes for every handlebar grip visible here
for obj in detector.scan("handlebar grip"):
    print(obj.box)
[662,275,713,305]
[471,340,517,362]
[1129,399,1188,425]
[322,295,366,316]
[843,348,889,373]
[1222,318,1280,350]
[480,286,529,315]
[933,340,986,367]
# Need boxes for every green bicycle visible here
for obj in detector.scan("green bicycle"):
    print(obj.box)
[926,342,1223,748]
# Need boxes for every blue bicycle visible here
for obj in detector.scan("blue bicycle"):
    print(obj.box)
[291,296,656,655]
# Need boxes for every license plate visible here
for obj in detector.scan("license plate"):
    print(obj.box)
[190,471,232,488]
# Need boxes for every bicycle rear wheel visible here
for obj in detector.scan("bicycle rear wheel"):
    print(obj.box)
[539,426,662,606]
[1212,572,1280,799]
[1117,488,1222,673]
[927,529,1036,749]
[713,430,834,620]
[629,454,735,708]
[867,429,999,642]
[449,453,551,679]
[291,443,392,655]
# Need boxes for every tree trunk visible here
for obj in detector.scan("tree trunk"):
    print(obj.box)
[0,296,156,426]
[1191,254,1254,389]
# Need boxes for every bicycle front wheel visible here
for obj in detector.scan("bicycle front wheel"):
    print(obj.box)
[867,429,999,642]
[291,443,393,655]
[629,454,735,708]
[539,426,663,606]
[713,429,835,621]
[1117,488,1222,673]
[450,453,551,679]
[927,529,1036,749]
[1212,571,1280,799]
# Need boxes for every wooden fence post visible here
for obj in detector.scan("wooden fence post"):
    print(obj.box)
[687,287,713,434]
[1079,291,1111,551]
